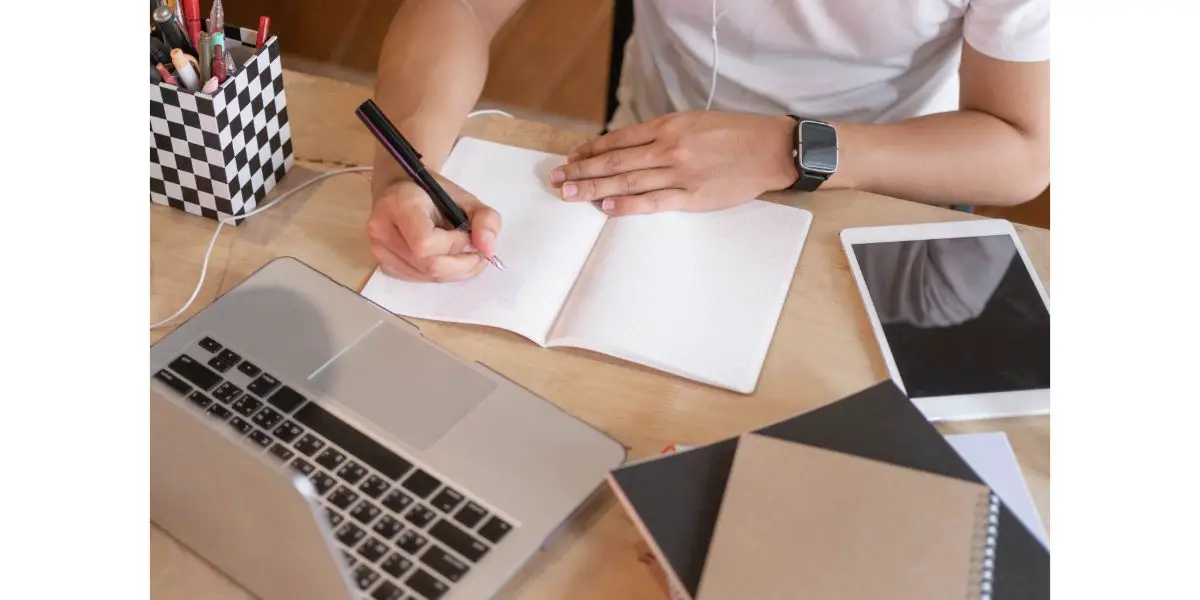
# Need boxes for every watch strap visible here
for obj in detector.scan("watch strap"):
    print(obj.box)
[786,115,830,192]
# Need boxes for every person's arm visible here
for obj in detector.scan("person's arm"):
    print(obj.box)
[366,0,524,283]
[829,42,1049,206]
[371,0,523,196]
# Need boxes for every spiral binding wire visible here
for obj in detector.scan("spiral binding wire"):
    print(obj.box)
[967,491,1002,600]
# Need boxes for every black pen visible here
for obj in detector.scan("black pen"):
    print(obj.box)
[355,99,505,271]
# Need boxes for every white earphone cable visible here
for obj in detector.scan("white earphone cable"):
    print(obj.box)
[149,108,513,331]
[705,1,734,110]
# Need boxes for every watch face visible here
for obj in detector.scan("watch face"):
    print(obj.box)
[800,121,837,173]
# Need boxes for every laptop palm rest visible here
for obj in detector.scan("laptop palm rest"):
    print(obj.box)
[308,322,496,450]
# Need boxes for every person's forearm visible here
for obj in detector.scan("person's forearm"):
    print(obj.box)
[827,111,1050,207]
[372,0,495,197]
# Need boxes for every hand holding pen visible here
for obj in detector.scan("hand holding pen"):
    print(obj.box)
[356,100,506,281]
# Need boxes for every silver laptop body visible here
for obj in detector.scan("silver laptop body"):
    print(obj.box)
[150,257,626,600]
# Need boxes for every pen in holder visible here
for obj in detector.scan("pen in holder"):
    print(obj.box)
[149,24,294,224]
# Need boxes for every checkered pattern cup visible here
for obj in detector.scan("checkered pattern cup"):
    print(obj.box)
[150,26,294,223]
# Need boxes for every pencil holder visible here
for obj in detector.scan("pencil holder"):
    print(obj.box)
[149,25,294,224]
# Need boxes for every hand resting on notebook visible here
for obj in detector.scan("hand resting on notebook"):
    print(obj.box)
[367,174,502,283]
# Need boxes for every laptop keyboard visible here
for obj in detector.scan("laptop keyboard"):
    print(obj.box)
[154,336,516,600]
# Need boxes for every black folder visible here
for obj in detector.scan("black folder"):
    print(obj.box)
[607,380,1049,599]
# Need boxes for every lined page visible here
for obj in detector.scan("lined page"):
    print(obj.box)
[360,138,609,345]
[548,201,812,393]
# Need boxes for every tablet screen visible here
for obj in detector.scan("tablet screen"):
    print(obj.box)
[851,234,1049,398]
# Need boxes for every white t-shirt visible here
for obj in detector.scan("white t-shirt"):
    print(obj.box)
[608,0,1050,129]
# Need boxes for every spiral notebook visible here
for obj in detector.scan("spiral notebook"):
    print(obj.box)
[696,433,1000,600]
[607,380,1049,600]
[360,137,813,393]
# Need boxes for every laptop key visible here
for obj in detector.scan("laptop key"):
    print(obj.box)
[206,404,233,421]
[187,391,213,409]
[246,373,281,397]
[401,470,441,499]
[357,537,389,563]
[454,502,487,529]
[252,407,283,430]
[228,417,254,436]
[360,475,390,499]
[352,565,380,591]
[371,581,404,600]
[216,348,241,366]
[294,434,325,456]
[236,360,261,378]
[168,355,222,391]
[381,490,413,513]
[326,507,344,527]
[479,516,512,544]
[316,448,347,471]
[207,355,234,373]
[268,443,294,462]
[290,458,315,476]
[267,386,306,414]
[371,515,403,541]
[273,421,304,444]
[198,337,222,353]
[247,429,272,449]
[153,369,192,396]
[350,500,382,525]
[338,461,368,485]
[231,396,263,417]
[429,520,489,562]
[212,382,242,404]
[405,506,436,529]
[336,522,366,547]
[431,488,464,514]
[329,486,360,510]
[294,402,413,480]
[311,472,337,496]
[421,546,469,582]
[380,553,413,578]
[396,530,427,555]
[406,569,448,600]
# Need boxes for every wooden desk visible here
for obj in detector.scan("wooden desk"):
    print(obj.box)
[150,70,1050,600]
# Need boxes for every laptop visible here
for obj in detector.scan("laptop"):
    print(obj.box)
[150,257,627,600]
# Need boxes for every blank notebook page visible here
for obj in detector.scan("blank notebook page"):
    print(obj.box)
[549,202,811,393]
[697,433,991,600]
[359,138,609,345]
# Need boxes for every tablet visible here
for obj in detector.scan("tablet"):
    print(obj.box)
[841,220,1049,421]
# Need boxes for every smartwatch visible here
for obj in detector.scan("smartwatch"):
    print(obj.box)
[786,116,838,192]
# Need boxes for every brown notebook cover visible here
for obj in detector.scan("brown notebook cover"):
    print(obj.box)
[696,433,998,600]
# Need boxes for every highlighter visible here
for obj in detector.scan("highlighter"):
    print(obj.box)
[171,49,200,91]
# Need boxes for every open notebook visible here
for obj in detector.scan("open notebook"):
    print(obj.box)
[697,433,998,600]
[360,137,813,393]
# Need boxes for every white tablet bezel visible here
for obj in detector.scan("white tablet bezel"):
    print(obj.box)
[840,219,1050,422]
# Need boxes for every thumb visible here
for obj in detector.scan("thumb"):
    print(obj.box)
[465,202,502,258]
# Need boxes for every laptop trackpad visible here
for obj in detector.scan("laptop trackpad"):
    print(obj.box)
[308,323,496,450]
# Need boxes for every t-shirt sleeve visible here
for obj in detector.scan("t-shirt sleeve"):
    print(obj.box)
[963,0,1050,62]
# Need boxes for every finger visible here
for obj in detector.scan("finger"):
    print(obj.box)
[466,204,502,257]
[552,146,668,188]
[560,168,676,203]
[388,196,471,260]
[424,251,488,283]
[565,122,658,163]
[371,242,428,281]
[599,189,690,216]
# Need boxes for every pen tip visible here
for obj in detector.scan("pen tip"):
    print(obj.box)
[488,255,506,271]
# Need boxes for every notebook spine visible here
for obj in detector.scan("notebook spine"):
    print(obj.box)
[966,491,1001,600]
